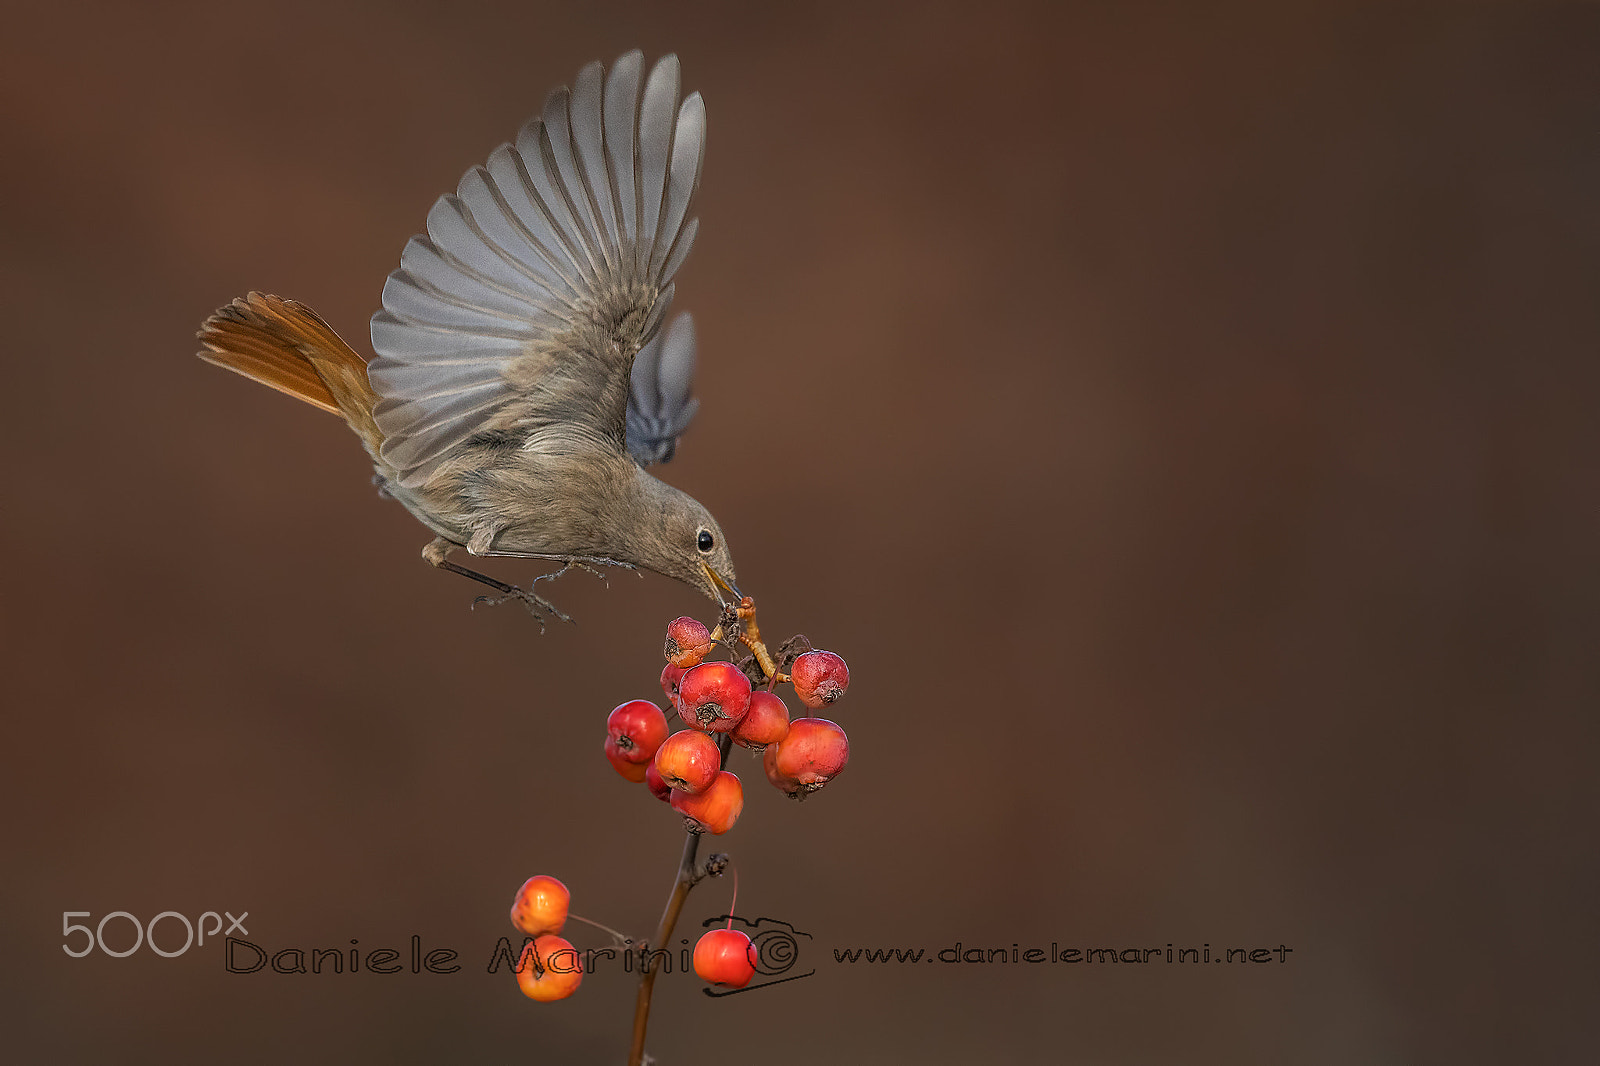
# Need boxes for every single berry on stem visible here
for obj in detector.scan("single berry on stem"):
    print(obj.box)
[678,661,753,734]
[664,616,714,669]
[693,928,756,988]
[731,690,790,752]
[510,875,570,937]
[515,934,583,1001]
[653,730,721,794]
[607,700,670,763]
[671,770,744,834]
[791,650,849,708]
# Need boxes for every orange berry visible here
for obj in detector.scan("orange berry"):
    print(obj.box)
[510,875,570,937]
[664,616,714,668]
[515,934,583,1001]
[670,770,744,834]
[653,730,720,794]
[731,690,790,752]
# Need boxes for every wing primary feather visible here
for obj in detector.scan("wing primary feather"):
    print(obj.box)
[484,147,589,301]
[657,216,699,292]
[432,198,582,325]
[603,51,644,280]
[568,60,620,269]
[384,266,555,338]
[435,193,574,310]
[636,55,680,279]
[514,121,601,290]
[538,89,607,283]
[367,359,501,401]
[398,236,551,324]
[391,251,552,332]
[652,91,706,276]
[370,311,526,357]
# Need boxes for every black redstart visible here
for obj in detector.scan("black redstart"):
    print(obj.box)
[197,52,738,621]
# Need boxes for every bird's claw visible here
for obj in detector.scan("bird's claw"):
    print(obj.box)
[533,558,636,592]
[470,585,573,629]
[460,557,637,628]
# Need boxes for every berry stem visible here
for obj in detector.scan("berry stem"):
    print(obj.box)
[627,734,733,1066]
[626,830,700,1066]
[710,598,789,684]
[564,913,631,947]
[735,598,784,682]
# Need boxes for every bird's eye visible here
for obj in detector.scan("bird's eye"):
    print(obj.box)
[697,529,715,554]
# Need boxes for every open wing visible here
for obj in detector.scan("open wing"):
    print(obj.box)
[367,52,706,487]
[626,311,699,465]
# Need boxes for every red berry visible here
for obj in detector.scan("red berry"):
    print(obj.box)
[693,928,756,988]
[653,730,721,794]
[664,616,714,668]
[604,736,650,782]
[510,875,570,937]
[678,661,752,733]
[670,770,744,834]
[660,663,686,708]
[762,744,802,796]
[791,650,849,709]
[607,700,669,763]
[643,761,673,803]
[515,934,583,1001]
[765,718,849,797]
[731,690,790,752]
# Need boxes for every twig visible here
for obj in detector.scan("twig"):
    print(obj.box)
[626,735,732,1066]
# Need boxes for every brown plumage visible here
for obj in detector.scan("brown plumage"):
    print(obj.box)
[195,54,738,621]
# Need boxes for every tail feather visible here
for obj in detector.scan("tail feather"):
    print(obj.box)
[197,293,384,455]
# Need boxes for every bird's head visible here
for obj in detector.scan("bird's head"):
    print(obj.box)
[632,473,739,605]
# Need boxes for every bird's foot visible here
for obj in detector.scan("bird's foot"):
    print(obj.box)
[532,557,638,592]
[470,584,574,629]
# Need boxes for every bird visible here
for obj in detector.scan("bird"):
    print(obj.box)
[196,52,738,624]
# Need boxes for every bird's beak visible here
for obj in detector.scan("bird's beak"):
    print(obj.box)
[701,561,741,606]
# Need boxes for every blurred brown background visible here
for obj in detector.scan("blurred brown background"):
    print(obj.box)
[2,0,1596,1061]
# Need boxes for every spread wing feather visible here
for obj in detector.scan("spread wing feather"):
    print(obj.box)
[367,52,705,487]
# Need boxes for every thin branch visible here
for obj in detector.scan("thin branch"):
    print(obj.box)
[627,734,732,1066]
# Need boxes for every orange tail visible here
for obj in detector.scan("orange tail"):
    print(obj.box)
[197,292,384,454]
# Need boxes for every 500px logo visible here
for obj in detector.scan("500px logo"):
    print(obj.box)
[61,911,248,958]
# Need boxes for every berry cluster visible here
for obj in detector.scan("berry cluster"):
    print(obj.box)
[509,601,854,1010]
[611,614,853,832]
